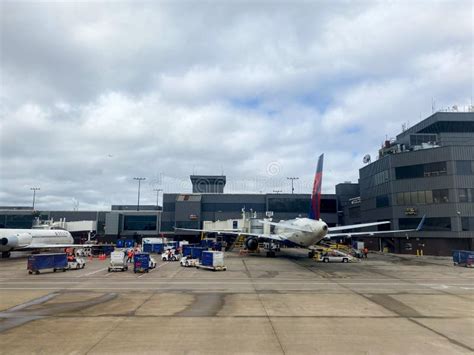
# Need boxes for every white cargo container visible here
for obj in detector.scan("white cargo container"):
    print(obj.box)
[142,237,166,244]
[108,251,128,272]
[197,251,226,271]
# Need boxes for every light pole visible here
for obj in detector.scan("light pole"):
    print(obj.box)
[154,188,163,236]
[153,188,163,207]
[287,177,299,194]
[30,187,40,210]
[133,177,146,211]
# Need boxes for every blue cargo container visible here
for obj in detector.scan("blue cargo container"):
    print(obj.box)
[190,247,207,260]
[201,251,225,267]
[143,243,152,253]
[200,239,212,248]
[134,253,150,273]
[153,244,164,253]
[91,245,115,256]
[125,240,134,248]
[143,243,164,253]
[201,251,214,266]
[116,240,125,248]
[27,253,68,274]
[182,244,197,256]
[452,250,474,267]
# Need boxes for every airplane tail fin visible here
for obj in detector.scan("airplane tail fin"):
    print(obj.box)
[309,154,324,220]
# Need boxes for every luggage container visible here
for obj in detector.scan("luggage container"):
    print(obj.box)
[116,239,125,248]
[200,239,214,248]
[143,237,165,244]
[125,240,134,248]
[27,253,68,274]
[143,243,153,253]
[144,243,164,253]
[134,253,151,273]
[190,247,207,260]
[197,251,226,271]
[108,251,128,272]
[183,244,198,257]
[165,241,178,250]
[452,250,474,267]
[91,245,115,256]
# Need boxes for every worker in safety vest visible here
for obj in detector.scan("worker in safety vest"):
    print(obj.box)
[127,249,134,263]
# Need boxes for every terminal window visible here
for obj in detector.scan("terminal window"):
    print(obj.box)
[395,161,447,180]
[396,189,447,205]
[461,217,474,231]
[376,195,390,208]
[409,134,437,146]
[399,217,451,231]
[123,215,157,231]
[374,170,389,185]
[456,161,474,175]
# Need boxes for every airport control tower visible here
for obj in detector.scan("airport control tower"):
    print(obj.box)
[190,175,226,193]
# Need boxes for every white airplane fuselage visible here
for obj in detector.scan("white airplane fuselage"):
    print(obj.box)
[0,229,73,252]
[273,218,328,248]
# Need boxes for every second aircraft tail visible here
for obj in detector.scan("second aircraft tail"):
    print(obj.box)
[309,154,324,220]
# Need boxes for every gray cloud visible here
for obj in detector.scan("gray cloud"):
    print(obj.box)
[0,0,472,210]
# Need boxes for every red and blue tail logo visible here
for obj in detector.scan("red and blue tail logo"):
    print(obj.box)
[309,154,324,220]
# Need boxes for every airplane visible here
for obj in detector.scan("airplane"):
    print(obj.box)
[0,228,81,258]
[177,154,425,257]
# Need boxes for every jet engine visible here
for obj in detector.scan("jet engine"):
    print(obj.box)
[245,237,259,251]
[0,233,32,249]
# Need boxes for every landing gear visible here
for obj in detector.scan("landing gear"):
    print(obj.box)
[266,251,276,258]
[1,251,11,258]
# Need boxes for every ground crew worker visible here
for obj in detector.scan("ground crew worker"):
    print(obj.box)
[127,249,134,263]
[363,247,369,258]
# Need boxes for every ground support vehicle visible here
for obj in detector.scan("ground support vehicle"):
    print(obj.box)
[68,257,86,270]
[108,251,128,272]
[27,253,68,274]
[134,253,151,273]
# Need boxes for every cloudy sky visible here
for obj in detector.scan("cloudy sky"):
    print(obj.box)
[0,0,472,210]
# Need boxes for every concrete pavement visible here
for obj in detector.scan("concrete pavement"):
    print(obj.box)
[0,250,473,354]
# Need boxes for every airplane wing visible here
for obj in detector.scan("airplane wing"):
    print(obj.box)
[328,221,391,232]
[327,216,426,238]
[174,228,285,242]
[257,220,313,233]
[24,244,95,249]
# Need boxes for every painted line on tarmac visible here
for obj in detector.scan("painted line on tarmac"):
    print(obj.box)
[79,268,107,277]
[3,281,474,288]
[136,262,170,278]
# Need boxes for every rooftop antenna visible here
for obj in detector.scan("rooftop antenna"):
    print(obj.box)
[432,98,436,113]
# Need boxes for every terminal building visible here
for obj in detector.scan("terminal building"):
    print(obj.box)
[339,111,474,255]
[1,111,472,255]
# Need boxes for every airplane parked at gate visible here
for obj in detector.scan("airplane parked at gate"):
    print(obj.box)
[0,228,80,258]
[177,154,425,257]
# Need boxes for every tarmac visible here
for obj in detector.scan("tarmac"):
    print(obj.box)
[0,249,473,354]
